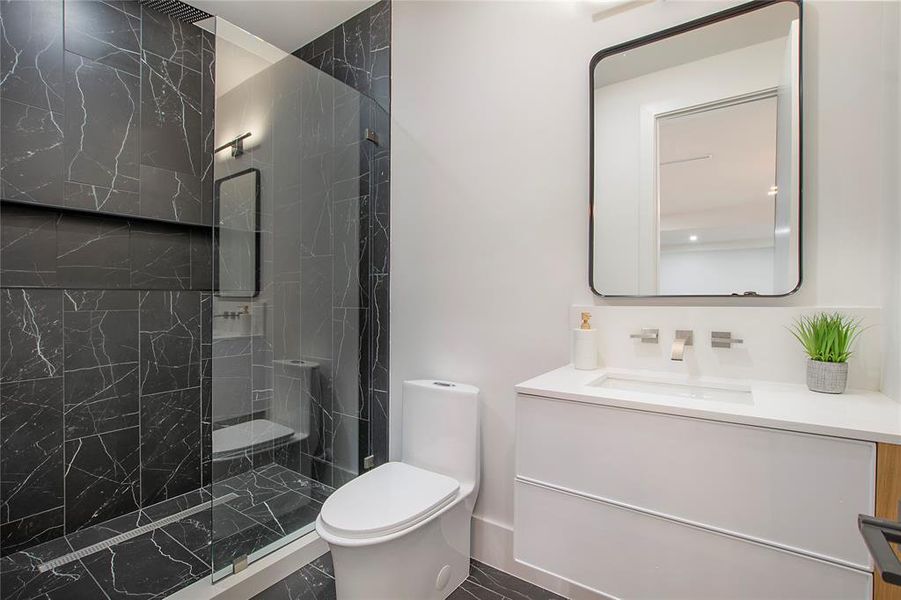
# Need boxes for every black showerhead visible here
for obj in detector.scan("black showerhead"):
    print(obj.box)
[140,0,212,24]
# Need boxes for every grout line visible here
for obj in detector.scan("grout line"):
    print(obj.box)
[82,565,112,598]
[159,526,210,569]
[79,557,113,600]
[0,505,63,527]
[0,374,64,384]
[65,423,141,441]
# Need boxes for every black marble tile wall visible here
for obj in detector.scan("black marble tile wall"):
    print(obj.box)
[0,0,214,558]
[295,0,392,473]
[295,0,391,113]
[0,205,210,291]
[0,286,206,554]
[0,0,214,226]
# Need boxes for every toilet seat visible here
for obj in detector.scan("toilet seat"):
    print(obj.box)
[319,462,460,540]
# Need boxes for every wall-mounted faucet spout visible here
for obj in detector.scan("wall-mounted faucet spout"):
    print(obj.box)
[672,330,693,361]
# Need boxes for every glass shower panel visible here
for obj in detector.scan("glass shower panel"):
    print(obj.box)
[209,18,367,580]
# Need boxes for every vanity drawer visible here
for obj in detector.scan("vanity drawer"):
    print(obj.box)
[514,480,872,600]
[516,394,876,568]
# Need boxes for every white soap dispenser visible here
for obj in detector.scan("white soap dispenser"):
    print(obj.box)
[572,312,599,370]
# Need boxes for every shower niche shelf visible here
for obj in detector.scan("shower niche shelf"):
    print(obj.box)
[0,197,213,230]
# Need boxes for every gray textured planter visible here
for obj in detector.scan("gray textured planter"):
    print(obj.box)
[806,359,848,394]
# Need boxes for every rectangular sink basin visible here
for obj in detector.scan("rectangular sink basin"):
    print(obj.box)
[591,374,753,404]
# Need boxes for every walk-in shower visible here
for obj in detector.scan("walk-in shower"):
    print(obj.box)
[206,15,377,580]
[0,1,390,596]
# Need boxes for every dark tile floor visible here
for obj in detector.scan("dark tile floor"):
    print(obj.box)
[253,552,568,600]
[0,463,331,600]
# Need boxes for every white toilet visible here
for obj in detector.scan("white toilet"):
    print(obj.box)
[316,380,480,600]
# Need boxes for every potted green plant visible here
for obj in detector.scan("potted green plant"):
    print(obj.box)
[790,312,863,394]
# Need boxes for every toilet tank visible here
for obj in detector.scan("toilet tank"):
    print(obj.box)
[402,380,479,489]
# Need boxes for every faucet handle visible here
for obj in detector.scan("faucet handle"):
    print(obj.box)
[629,328,659,344]
[711,331,743,348]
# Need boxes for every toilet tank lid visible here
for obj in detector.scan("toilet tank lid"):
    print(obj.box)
[319,462,459,539]
[404,380,479,396]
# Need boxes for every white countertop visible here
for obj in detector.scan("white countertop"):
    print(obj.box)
[516,365,901,444]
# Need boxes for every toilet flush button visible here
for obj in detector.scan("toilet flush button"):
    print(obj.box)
[436,565,452,590]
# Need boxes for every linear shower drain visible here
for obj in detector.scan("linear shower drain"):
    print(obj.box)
[37,492,238,573]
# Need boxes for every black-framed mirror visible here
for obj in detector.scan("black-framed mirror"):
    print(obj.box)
[590,0,802,297]
[214,168,261,298]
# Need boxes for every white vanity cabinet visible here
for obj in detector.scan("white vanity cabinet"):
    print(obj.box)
[513,390,880,599]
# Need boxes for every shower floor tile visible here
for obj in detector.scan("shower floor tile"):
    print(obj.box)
[0,537,104,600]
[80,528,209,599]
[1,463,330,600]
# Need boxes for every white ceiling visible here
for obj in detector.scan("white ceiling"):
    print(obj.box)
[190,0,379,52]
[594,1,797,88]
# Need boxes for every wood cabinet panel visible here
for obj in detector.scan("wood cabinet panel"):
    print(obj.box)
[875,443,901,600]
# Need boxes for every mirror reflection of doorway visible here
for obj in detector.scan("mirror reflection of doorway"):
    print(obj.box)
[656,92,778,295]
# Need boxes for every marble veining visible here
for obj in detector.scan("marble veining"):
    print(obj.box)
[0,204,211,292]
[0,98,65,205]
[140,386,201,504]
[65,51,141,195]
[1,0,214,226]
[64,427,141,532]
[368,0,391,111]
[64,350,139,439]
[141,5,202,72]
[64,0,141,76]
[0,377,64,523]
[1,289,64,382]
[253,561,336,600]
[200,35,215,223]
[65,180,140,215]
[140,163,202,223]
[81,527,208,598]
[131,223,194,289]
[241,491,322,537]
[141,50,202,177]
[0,0,65,112]
[294,0,391,478]
[0,0,214,562]
[0,536,103,600]
[56,213,131,288]
[371,274,388,393]
[214,469,288,512]
[333,12,371,100]
[0,206,59,287]
[467,561,567,600]
[0,0,393,574]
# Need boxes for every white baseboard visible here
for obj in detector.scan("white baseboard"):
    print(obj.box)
[167,532,328,600]
[470,514,610,600]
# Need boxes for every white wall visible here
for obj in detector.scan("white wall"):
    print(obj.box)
[882,4,901,401]
[392,0,900,593]
[659,246,775,296]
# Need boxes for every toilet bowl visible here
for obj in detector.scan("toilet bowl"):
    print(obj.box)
[316,380,480,600]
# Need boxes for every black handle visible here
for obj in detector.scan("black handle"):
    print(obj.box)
[859,514,901,586]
